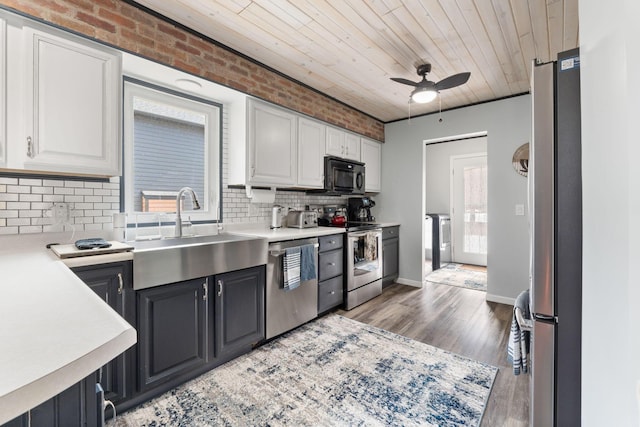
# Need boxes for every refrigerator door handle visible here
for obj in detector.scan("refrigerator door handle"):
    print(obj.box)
[533,313,557,323]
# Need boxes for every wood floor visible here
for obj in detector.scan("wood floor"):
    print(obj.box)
[337,282,529,426]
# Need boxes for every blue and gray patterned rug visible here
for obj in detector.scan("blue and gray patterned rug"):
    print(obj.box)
[426,263,487,292]
[116,315,497,426]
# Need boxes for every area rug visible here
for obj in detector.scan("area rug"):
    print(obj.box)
[115,314,497,427]
[426,263,487,292]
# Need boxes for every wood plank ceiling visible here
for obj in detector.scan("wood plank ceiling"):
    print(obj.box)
[134,0,579,122]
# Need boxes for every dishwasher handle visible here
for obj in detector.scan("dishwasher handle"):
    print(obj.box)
[269,242,319,257]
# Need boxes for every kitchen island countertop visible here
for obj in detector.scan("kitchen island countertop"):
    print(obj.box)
[0,232,136,424]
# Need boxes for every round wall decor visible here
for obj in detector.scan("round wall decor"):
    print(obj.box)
[512,143,529,177]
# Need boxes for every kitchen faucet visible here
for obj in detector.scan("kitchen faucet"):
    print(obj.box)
[175,187,201,237]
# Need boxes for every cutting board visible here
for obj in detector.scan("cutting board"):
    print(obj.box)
[51,241,134,259]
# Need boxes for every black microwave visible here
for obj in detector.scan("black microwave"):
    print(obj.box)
[324,156,365,195]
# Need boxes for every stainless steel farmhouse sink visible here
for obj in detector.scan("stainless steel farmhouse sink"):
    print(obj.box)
[132,233,268,290]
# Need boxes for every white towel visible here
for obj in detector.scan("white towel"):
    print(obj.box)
[283,247,301,291]
[508,289,530,375]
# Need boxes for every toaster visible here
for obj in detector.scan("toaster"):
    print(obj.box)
[286,210,318,228]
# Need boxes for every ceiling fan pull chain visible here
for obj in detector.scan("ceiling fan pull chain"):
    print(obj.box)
[438,94,443,123]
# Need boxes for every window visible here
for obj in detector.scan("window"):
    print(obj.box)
[123,80,221,224]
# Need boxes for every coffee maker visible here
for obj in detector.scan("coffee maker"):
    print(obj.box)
[347,197,376,222]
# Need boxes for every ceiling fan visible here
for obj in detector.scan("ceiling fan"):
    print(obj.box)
[391,63,470,103]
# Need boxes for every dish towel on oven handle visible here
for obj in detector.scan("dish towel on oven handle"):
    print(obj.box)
[283,246,301,291]
[364,232,378,261]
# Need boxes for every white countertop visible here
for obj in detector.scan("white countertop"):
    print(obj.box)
[0,232,137,424]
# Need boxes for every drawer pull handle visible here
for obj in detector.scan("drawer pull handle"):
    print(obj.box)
[117,273,123,295]
[203,281,208,301]
[218,280,223,297]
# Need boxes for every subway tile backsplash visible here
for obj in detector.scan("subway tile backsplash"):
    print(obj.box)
[0,175,346,235]
[0,176,121,235]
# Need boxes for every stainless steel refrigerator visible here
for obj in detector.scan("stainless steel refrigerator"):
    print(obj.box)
[530,48,582,426]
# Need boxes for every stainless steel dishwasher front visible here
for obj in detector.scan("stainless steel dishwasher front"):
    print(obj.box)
[266,237,319,339]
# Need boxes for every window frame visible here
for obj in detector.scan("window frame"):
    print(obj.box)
[122,77,222,225]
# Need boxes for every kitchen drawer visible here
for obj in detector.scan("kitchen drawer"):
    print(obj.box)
[318,275,344,313]
[318,248,343,281]
[318,234,343,252]
[382,226,399,240]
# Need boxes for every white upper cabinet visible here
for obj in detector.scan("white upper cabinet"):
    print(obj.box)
[247,98,297,186]
[343,132,361,161]
[297,117,325,188]
[0,17,6,168]
[326,126,360,161]
[3,15,122,176]
[361,138,381,193]
[325,126,344,158]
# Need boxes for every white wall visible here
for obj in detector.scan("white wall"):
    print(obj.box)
[580,0,640,424]
[379,95,531,300]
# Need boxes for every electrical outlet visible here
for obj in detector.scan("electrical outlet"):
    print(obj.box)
[52,202,70,223]
[515,204,525,216]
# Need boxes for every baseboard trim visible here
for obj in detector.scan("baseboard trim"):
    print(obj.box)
[396,278,423,288]
[486,293,515,306]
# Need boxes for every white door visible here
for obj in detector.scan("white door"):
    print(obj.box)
[451,154,488,266]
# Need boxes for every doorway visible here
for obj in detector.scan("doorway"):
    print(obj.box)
[423,133,488,291]
[450,153,488,266]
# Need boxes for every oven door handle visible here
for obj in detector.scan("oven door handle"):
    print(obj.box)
[269,243,319,257]
[348,231,381,238]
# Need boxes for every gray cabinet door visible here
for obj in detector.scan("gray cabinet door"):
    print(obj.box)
[318,275,344,313]
[73,262,134,406]
[1,372,99,427]
[137,278,209,392]
[382,237,399,287]
[318,248,343,281]
[215,266,265,361]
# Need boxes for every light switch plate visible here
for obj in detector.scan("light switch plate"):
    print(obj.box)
[515,204,525,216]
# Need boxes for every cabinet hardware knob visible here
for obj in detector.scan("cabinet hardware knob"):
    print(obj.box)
[218,280,223,297]
[328,262,336,266]
[329,240,335,244]
[203,280,208,300]
[330,291,335,295]
[117,273,123,295]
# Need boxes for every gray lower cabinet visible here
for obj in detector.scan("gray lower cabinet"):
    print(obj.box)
[215,266,265,361]
[382,226,400,287]
[137,277,211,392]
[137,265,265,394]
[72,262,135,407]
[317,234,344,313]
[1,372,99,427]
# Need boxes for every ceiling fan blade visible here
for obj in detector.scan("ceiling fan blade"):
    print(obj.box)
[390,77,418,86]
[434,72,471,91]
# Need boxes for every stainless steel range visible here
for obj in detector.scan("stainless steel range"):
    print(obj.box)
[345,224,383,309]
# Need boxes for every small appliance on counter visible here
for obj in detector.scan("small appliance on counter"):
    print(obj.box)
[286,210,318,228]
[348,197,376,222]
[270,205,283,229]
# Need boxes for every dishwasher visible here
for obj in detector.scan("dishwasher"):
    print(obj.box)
[266,237,319,339]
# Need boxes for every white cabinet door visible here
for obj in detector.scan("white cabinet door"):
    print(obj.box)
[361,138,381,192]
[0,17,5,168]
[247,99,297,186]
[297,117,325,188]
[326,126,360,161]
[343,132,361,161]
[21,26,121,176]
[325,126,344,158]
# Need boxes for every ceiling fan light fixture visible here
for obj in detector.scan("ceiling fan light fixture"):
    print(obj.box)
[411,87,438,103]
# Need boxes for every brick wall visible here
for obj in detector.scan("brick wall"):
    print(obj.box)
[0,0,384,140]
